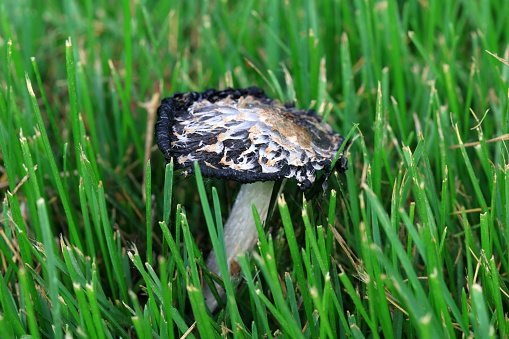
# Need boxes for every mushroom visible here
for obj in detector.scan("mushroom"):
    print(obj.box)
[155,87,348,310]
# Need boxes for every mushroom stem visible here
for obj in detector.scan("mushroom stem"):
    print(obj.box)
[204,180,275,311]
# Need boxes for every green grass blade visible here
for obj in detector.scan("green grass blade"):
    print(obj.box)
[37,198,62,339]
[146,160,153,266]
[279,195,317,338]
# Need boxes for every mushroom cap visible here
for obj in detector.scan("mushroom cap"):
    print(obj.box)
[155,87,348,189]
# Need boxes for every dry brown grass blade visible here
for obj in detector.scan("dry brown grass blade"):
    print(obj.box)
[10,165,37,195]
[122,187,143,221]
[485,50,509,67]
[328,223,361,269]
[448,133,509,149]
[450,207,491,215]
[139,90,161,202]
[180,321,197,339]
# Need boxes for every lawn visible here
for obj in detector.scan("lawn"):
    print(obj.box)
[1,0,509,338]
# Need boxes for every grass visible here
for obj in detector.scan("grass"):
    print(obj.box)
[1,0,509,338]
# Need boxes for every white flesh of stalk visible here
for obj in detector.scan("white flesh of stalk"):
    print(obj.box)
[203,180,275,311]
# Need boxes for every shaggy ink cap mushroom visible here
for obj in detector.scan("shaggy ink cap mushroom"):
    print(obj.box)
[155,87,348,310]
[155,87,348,189]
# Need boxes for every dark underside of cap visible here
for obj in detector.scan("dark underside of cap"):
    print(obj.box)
[155,87,348,190]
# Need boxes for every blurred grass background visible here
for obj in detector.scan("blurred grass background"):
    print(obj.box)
[1,0,509,338]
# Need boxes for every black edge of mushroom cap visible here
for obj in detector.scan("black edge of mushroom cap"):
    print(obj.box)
[155,87,348,190]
